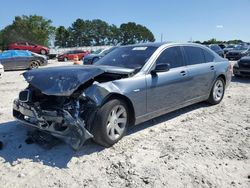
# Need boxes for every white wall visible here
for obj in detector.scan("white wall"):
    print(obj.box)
[49,46,112,55]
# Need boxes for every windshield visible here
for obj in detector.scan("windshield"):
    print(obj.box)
[234,46,248,50]
[228,45,235,48]
[95,46,158,69]
[92,49,103,54]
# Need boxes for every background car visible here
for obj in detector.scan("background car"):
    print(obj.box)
[8,42,49,55]
[0,62,4,77]
[233,55,250,77]
[223,44,237,55]
[0,50,47,70]
[208,44,224,57]
[218,44,227,49]
[83,47,117,65]
[57,50,90,62]
[226,45,250,60]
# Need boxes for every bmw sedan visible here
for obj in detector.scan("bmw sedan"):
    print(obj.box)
[13,43,232,149]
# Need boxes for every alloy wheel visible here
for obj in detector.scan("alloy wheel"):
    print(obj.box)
[106,105,127,141]
[213,79,224,101]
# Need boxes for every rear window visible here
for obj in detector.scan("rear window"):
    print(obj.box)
[184,46,206,65]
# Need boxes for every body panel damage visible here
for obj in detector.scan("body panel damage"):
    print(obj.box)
[23,65,134,96]
[14,65,134,149]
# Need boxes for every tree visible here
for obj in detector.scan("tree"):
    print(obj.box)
[55,26,70,47]
[54,19,156,47]
[120,22,155,45]
[0,15,55,49]
[107,24,121,45]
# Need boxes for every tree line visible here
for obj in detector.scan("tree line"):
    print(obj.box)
[0,15,155,50]
[193,38,245,45]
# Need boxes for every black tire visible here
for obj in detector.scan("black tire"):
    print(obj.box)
[92,99,129,147]
[29,61,39,69]
[40,49,47,55]
[207,77,225,105]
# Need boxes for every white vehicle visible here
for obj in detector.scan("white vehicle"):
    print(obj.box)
[0,62,4,78]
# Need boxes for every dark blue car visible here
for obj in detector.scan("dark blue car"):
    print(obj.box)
[83,47,117,65]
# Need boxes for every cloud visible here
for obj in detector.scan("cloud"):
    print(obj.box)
[216,25,224,29]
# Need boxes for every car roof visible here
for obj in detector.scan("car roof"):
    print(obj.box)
[120,42,211,49]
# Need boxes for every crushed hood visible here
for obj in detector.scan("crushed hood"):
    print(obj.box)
[23,65,134,96]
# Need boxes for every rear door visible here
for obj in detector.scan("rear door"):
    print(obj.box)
[146,46,191,114]
[182,46,216,99]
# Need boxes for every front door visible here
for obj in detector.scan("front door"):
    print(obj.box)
[146,46,190,114]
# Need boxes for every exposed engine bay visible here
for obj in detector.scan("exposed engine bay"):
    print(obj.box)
[13,65,134,149]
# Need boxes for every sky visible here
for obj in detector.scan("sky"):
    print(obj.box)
[0,0,249,42]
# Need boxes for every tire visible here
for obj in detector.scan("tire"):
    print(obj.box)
[92,99,129,147]
[29,61,39,69]
[64,57,68,62]
[207,77,225,105]
[40,49,47,55]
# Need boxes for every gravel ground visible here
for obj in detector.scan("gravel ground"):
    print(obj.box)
[0,60,249,188]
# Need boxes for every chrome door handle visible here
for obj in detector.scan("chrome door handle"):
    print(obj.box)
[180,70,186,76]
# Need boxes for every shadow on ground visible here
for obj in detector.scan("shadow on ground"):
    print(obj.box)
[0,102,209,169]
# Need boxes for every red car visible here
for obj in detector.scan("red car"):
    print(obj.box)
[57,50,90,62]
[8,42,49,55]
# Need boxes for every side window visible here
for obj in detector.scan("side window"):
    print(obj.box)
[184,46,206,65]
[156,47,184,68]
[28,42,35,46]
[203,49,214,63]
[17,42,27,46]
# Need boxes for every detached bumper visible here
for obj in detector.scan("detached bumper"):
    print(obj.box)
[13,99,93,150]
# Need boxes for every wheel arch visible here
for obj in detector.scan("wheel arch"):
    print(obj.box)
[101,93,135,126]
[217,74,226,84]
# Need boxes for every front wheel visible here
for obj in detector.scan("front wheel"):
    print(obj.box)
[207,77,225,105]
[92,99,129,147]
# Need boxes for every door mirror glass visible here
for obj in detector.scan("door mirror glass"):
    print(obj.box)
[152,63,170,74]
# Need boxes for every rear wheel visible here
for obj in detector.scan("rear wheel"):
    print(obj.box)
[92,99,129,147]
[40,49,46,55]
[29,61,39,69]
[207,77,225,105]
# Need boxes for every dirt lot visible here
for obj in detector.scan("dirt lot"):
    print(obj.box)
[0,60,249,188]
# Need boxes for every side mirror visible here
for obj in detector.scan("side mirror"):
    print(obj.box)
[151,63,170,74]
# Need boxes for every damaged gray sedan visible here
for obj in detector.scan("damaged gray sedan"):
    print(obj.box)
[13,43,232,149]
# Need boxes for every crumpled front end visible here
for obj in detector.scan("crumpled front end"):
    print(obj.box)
[13,88,94,150]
